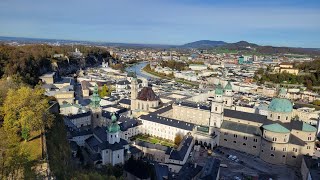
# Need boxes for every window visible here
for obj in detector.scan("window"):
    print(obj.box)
[271,154,274,157]
[272,137,277,141]
[243,136,248,140]
[293,148,297,152]
[96,114,99,118]
[286,116,288,120]
[215,107,217,111]
[261,150,264,152]
[283,148,286,151]
[118,155,120,158]
[243,143,246,146]
[234,134,237,138]
[233,141,236,143]
[308,137,312,141]
[292,156,296,158]
[271,147,275,151]
[111,135,113,138]
[224,139,227,141]
[278,116,280,120]
[253,138,258,142]
[270,114,273,118]
[253,146,257,148]
[282,155,286,158]
[224,132,228,135]
[307,146,311,150]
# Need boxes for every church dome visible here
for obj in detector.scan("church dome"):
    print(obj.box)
[108,113,120,133]
[108,123,120,133]
[268,98,293,113]
[215,83,223,95]
[137,87,159,101]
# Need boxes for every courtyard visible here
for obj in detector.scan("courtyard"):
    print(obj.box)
[131,134,176,148]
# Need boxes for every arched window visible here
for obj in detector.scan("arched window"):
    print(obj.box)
[146,104,149,111]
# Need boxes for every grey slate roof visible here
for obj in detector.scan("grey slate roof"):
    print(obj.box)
[70,129,92,138]
[140,113,194,131]
[88,126,128,151]
[129,146,142,154]
[65,111,91,120]
[169,136,193,161]
[119,98,131,105]
[99,139,128,151]
[118,116,140,131]
[93,126,108,142]
[86,136,100,152]
[177,101,211,111]
[221,120,261,135]
[224,109,268,124]
[117,80,130,85]
[199,157,221,180]
[168,163,203,180]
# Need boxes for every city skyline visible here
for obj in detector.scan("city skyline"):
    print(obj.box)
[1,0,320,48]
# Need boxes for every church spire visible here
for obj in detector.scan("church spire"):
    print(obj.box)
[90,84,101,108]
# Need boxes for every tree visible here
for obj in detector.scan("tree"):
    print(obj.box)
[174,133,183,146]
[2,86,54,136]
[21,126,30,141]
[313,100,320,106]
[98,84,109,98]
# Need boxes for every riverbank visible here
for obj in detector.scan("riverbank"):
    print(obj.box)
[125,61,159,79]
[142,64,199,87]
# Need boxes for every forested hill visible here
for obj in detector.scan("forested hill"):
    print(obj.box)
[0,44,112,85]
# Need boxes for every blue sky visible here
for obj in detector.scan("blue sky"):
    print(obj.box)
[0,0,320,47]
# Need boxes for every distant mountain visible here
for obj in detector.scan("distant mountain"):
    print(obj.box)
[1,36,319,55]
[181,40,320,56]
[181,40,227,48]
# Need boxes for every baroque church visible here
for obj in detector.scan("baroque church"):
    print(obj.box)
[130,76,161,113]
[136,81,317,166]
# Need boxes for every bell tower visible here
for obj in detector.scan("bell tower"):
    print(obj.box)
[223,81,233,108]
[131,74,138,111]
[107,113,120,144]
[90,84,102,128]
[210,83,224,128]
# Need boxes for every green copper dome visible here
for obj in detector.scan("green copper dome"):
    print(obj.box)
[215,83,223,95]
[90,84,101,108]
[108,123,120,133]
[107,113,120,133]
[268,98,293,113]
[224,81,232,90]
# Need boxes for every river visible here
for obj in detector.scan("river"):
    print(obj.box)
[125,61,159,79]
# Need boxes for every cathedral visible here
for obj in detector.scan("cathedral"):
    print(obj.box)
[137,81,317,166]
